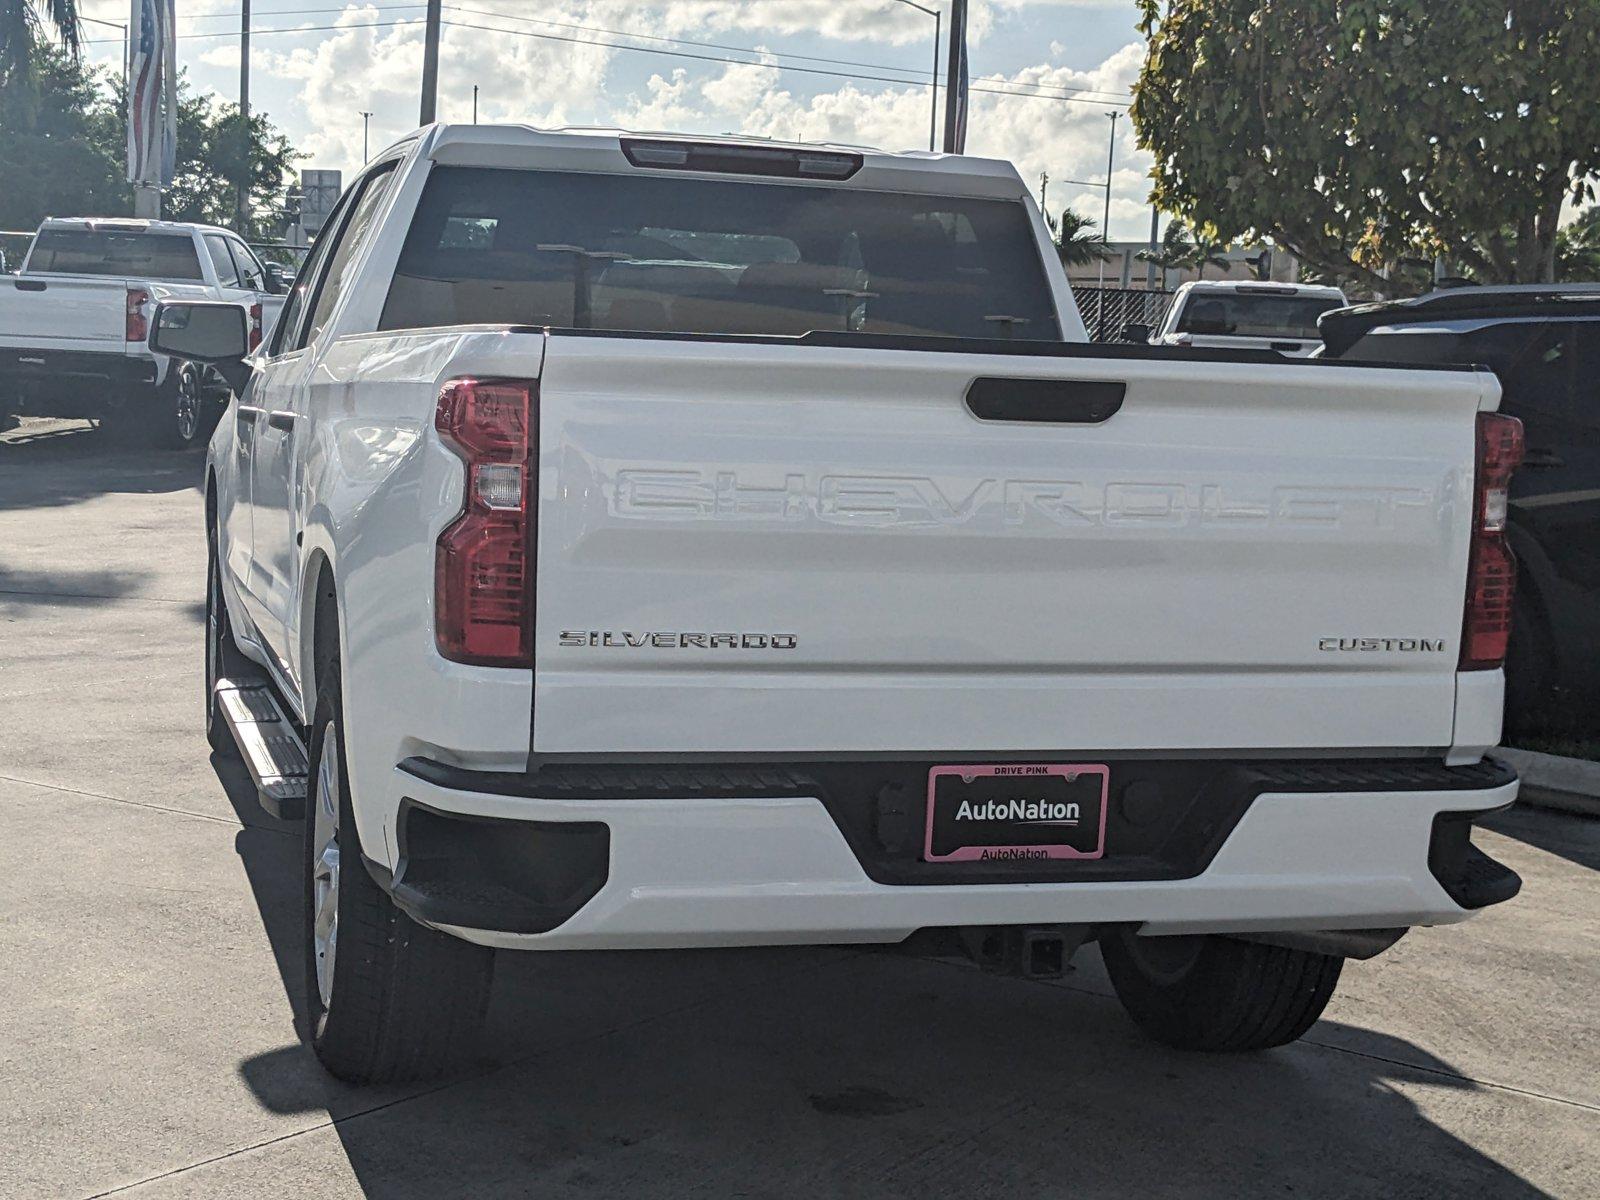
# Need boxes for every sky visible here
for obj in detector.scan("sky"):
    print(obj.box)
[75,1,1161,240]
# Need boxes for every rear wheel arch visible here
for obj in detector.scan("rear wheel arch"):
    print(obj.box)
[205,470,219,533]
[303,554,339,719]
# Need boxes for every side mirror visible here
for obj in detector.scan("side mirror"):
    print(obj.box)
[263,262,288,295]
[150,301,253,393]
[1121,322,1152,344]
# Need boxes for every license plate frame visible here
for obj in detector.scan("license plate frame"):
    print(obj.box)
[923,763,1110,863]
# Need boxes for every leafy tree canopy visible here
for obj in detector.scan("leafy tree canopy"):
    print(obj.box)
[1132,1,1600,288]
[1,46,300,239]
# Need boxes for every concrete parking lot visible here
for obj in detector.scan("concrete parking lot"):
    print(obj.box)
[1,417,1596,1199]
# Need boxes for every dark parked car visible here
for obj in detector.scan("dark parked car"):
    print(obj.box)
[1321,286,1600,730]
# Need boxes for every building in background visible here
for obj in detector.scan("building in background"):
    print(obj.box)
[1063,241,1304,292]
[282,169,343,247]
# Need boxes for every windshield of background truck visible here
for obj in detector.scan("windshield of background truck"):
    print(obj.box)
[1176,293,1341,339]
[26,229,205,281]
[380,165,1060,340]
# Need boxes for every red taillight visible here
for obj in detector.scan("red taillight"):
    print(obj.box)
[126,287,150,342]
[434,378,535,667]
[1460,413,1524,670]
[248,302,263,352]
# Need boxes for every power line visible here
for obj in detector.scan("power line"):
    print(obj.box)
[442,4,1132,102]
[83,4,1134,106]
[438,16,1132,107]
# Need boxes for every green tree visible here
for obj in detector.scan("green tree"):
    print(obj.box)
[1132,1,1600,287]
[1135,218,1195,285]
[0,51,302,239]
[100,77,302,237]
[0,0,80,86]
[1556,207,1600,281]
[1044,207,1111,267]
[1192,235,1230,280]
[0,46,122,229]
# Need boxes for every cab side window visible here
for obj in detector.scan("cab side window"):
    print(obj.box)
[227,238,268,291]
[204,233,241,287]
[293,164,398,351]
[268,161,397,356]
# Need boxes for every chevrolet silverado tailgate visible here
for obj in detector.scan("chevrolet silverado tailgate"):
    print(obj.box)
[0,275,132,347]
[532,333,1492,757]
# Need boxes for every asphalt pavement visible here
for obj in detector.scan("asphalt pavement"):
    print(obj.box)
[1,417,1596,1199]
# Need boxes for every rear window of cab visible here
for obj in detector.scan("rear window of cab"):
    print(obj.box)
[380,165,1060,341]
[27,229,204,281]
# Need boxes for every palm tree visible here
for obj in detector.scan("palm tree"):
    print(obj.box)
[0,1,81,87]
[1045,207,1111,268]
[1136,219,1197,288]
[1193,236,1232,280]
[1137,220,1233,284]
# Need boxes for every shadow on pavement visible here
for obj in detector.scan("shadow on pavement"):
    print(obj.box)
[212,751,307,1024]
[0,564,156,611]
[1484,802,1600,872]
[215,759,1552,1200]
[0,418,203,512]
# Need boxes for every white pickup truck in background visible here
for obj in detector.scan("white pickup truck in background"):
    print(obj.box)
[1144,279,1349,357]
[0,218,288,446]
[153,124,1523,1085]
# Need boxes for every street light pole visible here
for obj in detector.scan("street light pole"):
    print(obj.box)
[420,0,442,124]
[472,84,479,124]
[889,0,941,152]
[80,16,128,93]
[1095,111,1119,339]
[360,111,373,162]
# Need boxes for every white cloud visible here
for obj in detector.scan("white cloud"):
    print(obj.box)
[76,1,1153,234]
[613,39,1150,233]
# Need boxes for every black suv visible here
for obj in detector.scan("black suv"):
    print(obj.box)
[1321,286,1600,731]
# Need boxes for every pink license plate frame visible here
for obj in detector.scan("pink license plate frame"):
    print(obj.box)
[923,763,1110,863]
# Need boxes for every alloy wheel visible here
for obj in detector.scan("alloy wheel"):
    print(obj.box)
[311,721,342,1022]
[175,367,202,443]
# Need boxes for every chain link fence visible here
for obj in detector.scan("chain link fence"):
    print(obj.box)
[1070,286,1175,343]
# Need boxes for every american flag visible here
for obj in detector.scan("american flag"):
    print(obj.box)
[127,0,177,187]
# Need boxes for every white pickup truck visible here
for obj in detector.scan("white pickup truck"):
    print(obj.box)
[1145,280,1349,357]
[0,218,287,446]
[153,125,1523,1085]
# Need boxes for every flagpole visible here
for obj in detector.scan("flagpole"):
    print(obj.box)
[238,0,251,234]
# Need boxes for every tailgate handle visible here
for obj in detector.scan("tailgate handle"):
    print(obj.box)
[965,377,1125,424]
[13,279,46,292]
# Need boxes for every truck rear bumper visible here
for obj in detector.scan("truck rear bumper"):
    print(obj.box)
[0,346,159,412]
[374,757,1519,952]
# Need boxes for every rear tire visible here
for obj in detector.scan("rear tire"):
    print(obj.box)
[1503,589,1554,734]
[165,362,217,450]
[303,654,495,1084]
[1101,930,1342,1053]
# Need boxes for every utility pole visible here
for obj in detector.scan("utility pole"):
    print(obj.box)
[942,0,967,153]
[472,85,479,124]
[1039,171,1048,212]
[420,0,443,125]
[1095,111,1119,338]
[237,0,251,234]
[360,111,373,161]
